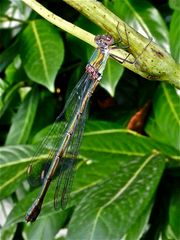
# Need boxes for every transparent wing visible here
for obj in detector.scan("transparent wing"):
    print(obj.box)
[53,96,89,209]
[27,72,90,187]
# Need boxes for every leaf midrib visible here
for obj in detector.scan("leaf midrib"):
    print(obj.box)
[89,153,158,240]
[31,21,49,81]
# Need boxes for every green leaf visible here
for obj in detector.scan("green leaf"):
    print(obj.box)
[0,120,177,203]
[0,122,175,225]
[0,0,10,16]
[4,56,25,84]
[1,223,17,240]
[32,120,178,161]
[170,11,180,63]
[123,203,153,240]
[82,127,153,157]
[105,0,169,50]
[169,0,180,10]
[167,184,180,239]
[5,87,39,145]
[82,127,179,162]
[23,210,70,240]
[146,83,180,151]
[0,145,34,200]
[20,19,64,92]
[0,40,19,72]
[0,124,152,223]
[101,58,124,97]
[0,81,23,118]
[67,153,165,240]
[145,115,163,140]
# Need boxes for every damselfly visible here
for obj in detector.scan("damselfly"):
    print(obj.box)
[25,28,151,222]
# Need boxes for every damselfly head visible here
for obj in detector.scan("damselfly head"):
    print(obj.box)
[95,35,114,48]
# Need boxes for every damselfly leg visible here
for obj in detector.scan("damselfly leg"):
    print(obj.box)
[110,22,153,64]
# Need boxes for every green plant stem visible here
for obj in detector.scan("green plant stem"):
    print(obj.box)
[22,0,180,88]
[21,0,95,47]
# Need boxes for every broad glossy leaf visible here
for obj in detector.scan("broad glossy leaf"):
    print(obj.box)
[5,87,39,145]
[1,122,176,224]
[29,124,178,211]
[82,127,179,162]
[85,120,121,132]
[0,123,153,223]
[105,0,169,50]
[0,145,34,200]
[145,117,180,167]
[67,153,165,240]
[20,20,64,92]
[146,83,180,151]
[5,153,162,227]
[32,120,178,161]
[32,120,121,144]
[0,120,178,202]
[123,203,152,240]
[170,11,180,63]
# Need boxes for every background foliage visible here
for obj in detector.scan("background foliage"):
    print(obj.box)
[0,0,180,240]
